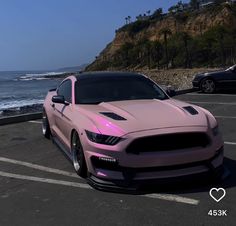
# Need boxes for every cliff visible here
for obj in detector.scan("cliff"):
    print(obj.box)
[86,4,236,71]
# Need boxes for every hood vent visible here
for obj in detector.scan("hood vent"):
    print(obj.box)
[183,106,198,115]
[100,112,127,121]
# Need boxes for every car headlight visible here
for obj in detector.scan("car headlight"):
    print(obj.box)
[212,125,219,136]
[194,74,204,80]
[85,130,122,145]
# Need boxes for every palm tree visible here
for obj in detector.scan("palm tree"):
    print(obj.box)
[197,21,203,36]
[214,26,227,66]
[151,41,163,69]
[190,0,199,10]
[136,14,142,21]
[127,16,131,24]
[146,10,151,16]
[160,28,172,69]
[177,1,184,11]
[180,32,191,68]
[152,8,163,20]
[144,41,151,69]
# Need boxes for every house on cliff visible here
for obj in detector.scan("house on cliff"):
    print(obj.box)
[199,0,214,8]
[199,0,236,8]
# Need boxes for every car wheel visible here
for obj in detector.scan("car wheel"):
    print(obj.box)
[71,131,87,177]
[200,78,216,93]
[42,110,51,139]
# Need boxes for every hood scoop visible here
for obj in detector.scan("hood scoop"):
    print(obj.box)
[183,106,198,115]
[100,112,127,121]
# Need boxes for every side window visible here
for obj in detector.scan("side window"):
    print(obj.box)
[57,80,72,103]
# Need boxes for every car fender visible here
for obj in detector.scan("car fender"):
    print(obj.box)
[43,91,57,132]
[200,76,217,84]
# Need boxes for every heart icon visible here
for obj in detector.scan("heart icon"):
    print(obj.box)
[209,188,226,202]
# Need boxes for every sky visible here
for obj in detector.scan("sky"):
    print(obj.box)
[0,0,188,71]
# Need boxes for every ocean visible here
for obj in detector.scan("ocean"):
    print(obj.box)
[0,71,63,113]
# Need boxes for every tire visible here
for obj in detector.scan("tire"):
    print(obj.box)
[200,78,216,93]
[71,131,87,178]
[42,110,51,139]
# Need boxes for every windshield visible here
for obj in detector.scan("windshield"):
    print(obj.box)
[225,65,236,71]
[75,76,168,104]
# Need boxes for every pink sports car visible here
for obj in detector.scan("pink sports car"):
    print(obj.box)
[42,72,224,190]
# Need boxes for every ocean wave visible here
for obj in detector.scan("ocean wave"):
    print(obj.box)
[0,99,44,111]
[16,71,66,81]
[26,72,65,77]
[0,95,18,101]
[17,77,49,81]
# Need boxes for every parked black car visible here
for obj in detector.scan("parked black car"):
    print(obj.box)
[192,65,236,93]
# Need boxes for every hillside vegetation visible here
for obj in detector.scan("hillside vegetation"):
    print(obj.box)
[86,3,236,71]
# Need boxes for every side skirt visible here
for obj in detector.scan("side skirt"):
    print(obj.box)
[52,135,73,162]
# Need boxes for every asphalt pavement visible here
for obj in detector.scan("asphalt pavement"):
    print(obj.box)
[0,92,236,226]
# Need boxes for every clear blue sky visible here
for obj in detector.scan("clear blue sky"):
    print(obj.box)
[0,0,188,71]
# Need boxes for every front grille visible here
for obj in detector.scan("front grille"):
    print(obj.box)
[126,132,210,154]
[91,146,223,173]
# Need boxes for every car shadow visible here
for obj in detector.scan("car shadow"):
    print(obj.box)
[138,157,235,195]
[196,90,236,95]
[215,90,236,95]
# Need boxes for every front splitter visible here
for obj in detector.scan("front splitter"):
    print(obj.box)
[87,165,228,193]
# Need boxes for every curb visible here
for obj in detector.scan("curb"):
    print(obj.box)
[0,112,42,126]
[176,88,199,95]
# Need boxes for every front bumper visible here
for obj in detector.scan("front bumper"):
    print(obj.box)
[192,80,200,88]
[192,75,205,88]
[87,147,224,191]
[80,126,224,190]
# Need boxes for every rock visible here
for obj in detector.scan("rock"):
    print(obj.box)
[0,104,43,118]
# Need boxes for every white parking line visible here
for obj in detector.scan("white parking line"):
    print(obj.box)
[0,171,91,189]
[0,157,78,178]
[186,93,236,97]
[224,141,236,145]
[143,193,199,205]
[28,120,42,124]
[215,116,236,119]
[0,171,199,205]
[190,101,236,105]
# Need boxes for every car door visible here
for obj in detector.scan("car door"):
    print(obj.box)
[231,67,236,89]
[53,79,73,149]
[219,69,236,89]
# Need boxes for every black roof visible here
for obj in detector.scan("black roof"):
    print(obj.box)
[76,71,145,81]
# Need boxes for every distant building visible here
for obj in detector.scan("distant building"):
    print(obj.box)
[199,0,214,8]
[199,0,236,8]
[225,0,236,4]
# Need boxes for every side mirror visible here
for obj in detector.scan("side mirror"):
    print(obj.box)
[166,88,176,97]
[52,95,69,105]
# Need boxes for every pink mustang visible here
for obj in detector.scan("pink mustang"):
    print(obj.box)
[42,72,224,190]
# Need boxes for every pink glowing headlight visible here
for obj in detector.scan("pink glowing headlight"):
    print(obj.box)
[85,130,122,145]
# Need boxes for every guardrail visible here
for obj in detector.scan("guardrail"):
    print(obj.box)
[0,112,42,126]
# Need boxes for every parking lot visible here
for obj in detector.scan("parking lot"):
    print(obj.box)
[0,92,236,226]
